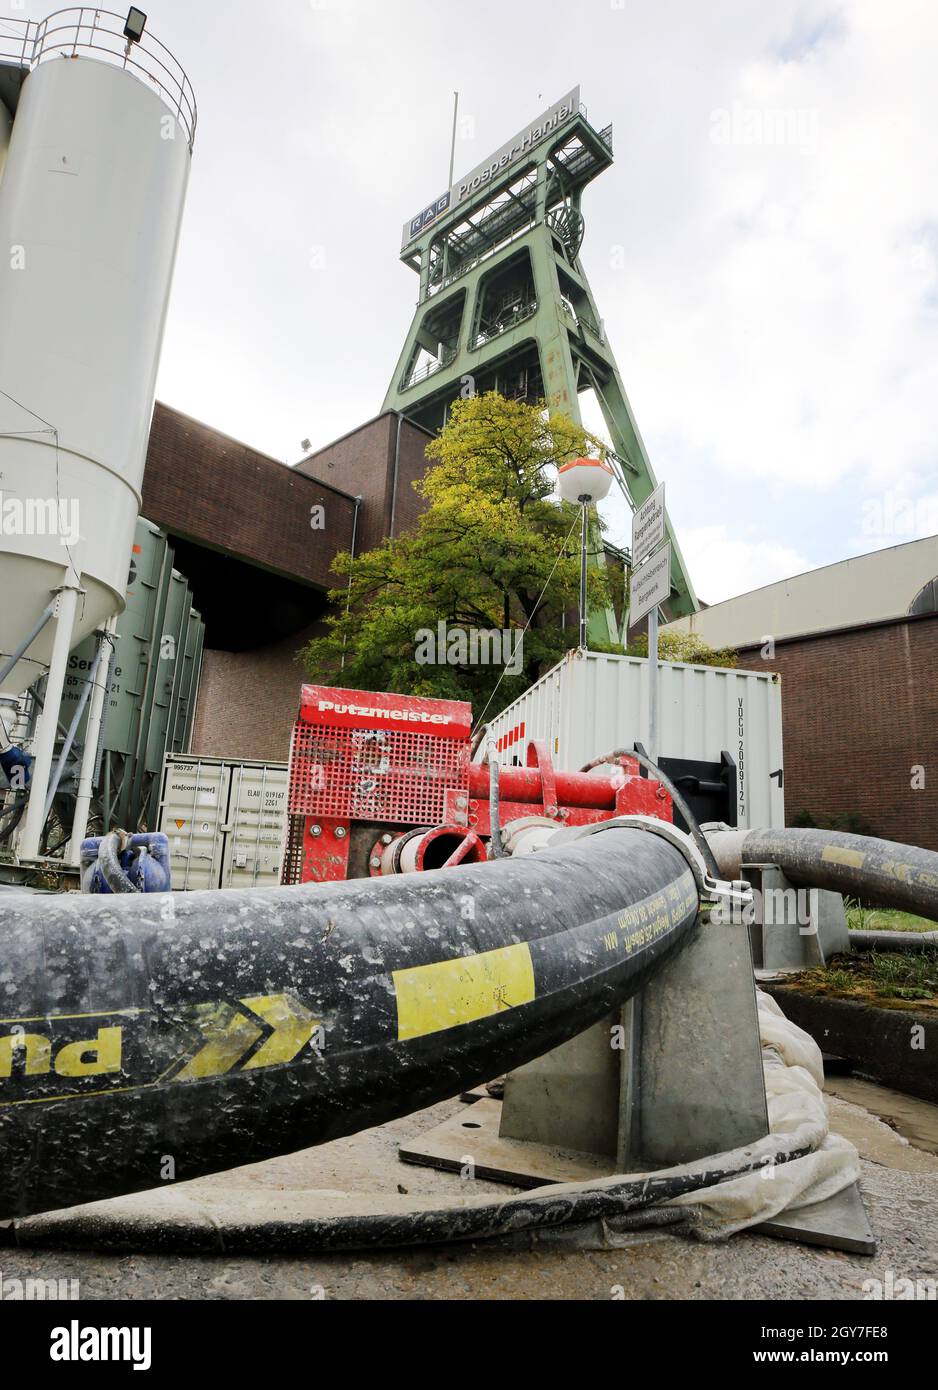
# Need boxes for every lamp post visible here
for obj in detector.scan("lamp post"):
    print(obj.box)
[556,457,615,651]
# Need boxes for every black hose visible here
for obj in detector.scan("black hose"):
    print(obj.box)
[0,1125,815,1254]
[0,793,26,846]
[849,930,938,952]
[580,747,722,881]
[709,826,938,922]
[0,824,700,1221]
[97,831,139,894]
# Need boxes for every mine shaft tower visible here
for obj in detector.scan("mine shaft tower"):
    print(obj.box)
[383,87,698,633]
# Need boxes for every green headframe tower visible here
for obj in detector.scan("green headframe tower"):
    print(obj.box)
[383,87,698,637]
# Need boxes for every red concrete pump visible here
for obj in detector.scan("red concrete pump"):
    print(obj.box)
[281,684,673,885]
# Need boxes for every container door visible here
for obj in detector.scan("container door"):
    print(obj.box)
[221,763,289,890]
[158,758,230,891]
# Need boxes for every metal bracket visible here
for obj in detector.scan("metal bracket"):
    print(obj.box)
[550,813,754,912]
[526,739,558,817]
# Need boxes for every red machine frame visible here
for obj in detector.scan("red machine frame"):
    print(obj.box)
[282,685,672,885]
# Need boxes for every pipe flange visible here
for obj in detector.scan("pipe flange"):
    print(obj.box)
[499,816,560,857]
[548,814,752,911]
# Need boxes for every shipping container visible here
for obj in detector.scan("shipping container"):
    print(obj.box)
[157,755,288,891]
[486,649,784,830]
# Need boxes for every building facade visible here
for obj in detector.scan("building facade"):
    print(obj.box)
[665,538,938,852]
[141,404,434,763]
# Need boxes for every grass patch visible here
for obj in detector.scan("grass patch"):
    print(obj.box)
[793,948,938,1008]
[844,899,936,933]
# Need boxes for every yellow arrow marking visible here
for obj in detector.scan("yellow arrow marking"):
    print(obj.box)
[174,1002,264,1081]
[239,994,319,1070]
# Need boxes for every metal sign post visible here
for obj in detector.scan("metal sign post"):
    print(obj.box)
[648,604,659,762]
[630,485,669,763]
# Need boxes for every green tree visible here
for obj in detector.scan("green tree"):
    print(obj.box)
[624,629,738,669]
[628,633,739,669]
[301,392,612,710]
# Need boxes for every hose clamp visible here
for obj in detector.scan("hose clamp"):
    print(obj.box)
[551,815,753,910]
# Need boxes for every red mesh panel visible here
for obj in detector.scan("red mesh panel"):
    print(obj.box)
[287,721,469,825]
[281,814,306,886]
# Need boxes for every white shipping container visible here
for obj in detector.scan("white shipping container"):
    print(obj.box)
[486,650,784,830]
[158,756,288,891]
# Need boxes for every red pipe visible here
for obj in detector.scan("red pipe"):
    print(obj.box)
[468,762,622,810]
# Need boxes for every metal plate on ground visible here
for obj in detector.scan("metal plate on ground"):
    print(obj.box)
[755,1181,877,1255]
[399,1097,616,1188]
[402,1099,877,1255]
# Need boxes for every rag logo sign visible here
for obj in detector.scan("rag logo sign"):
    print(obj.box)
[0,492,80,548]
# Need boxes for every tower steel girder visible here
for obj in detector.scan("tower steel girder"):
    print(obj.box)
[383,103,698,637]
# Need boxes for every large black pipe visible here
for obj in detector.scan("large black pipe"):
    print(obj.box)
[707,826,938,921]
[0,826,699,1221]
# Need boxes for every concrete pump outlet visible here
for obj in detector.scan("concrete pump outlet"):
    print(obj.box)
[378,825,487,874]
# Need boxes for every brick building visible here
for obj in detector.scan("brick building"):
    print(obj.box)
[141,403,434,762]
[666,537,938,851]
[735,612,938,851]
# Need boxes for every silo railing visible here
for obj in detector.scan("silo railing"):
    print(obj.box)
[0,8,196,150]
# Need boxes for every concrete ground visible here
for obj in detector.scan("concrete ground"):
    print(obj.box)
[1,1080,936,1300]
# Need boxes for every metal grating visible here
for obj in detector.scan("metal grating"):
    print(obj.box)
[281,814,307,887]
[287,723,469,826]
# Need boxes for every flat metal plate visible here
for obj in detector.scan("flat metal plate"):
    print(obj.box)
[403,1100,878,1255]
[756,1181,877,1256]
[399,1097,615,1188]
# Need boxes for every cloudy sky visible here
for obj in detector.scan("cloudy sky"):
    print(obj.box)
[7,0,936,603]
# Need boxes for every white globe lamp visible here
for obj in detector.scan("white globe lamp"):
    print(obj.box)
[556,457,615,650]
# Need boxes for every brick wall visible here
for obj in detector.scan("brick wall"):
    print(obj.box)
[736,614,938,851]
[190,624,325,763]
[145,407,432,763]
[296,412,433,554]
[143,404,358,589]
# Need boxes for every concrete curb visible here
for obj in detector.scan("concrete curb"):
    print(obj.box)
[764,985,938,1104]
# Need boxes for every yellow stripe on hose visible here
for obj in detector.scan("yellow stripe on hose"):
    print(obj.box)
[394,943,535,1042]
[821,845,866,870]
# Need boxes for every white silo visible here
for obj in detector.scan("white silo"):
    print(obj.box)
[0,10,196,858]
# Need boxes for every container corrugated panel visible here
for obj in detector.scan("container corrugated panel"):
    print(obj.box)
[158,757,228,891]
[221,762,289,890]
[135,570,191,830]
[487,650,784,830]
[158,756,288,891]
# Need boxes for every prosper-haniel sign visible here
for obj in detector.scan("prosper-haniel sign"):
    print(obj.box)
[402,87,581,248]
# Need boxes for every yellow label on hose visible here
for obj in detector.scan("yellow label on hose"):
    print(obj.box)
[394,943,535,1041]
[821,845,866,870]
